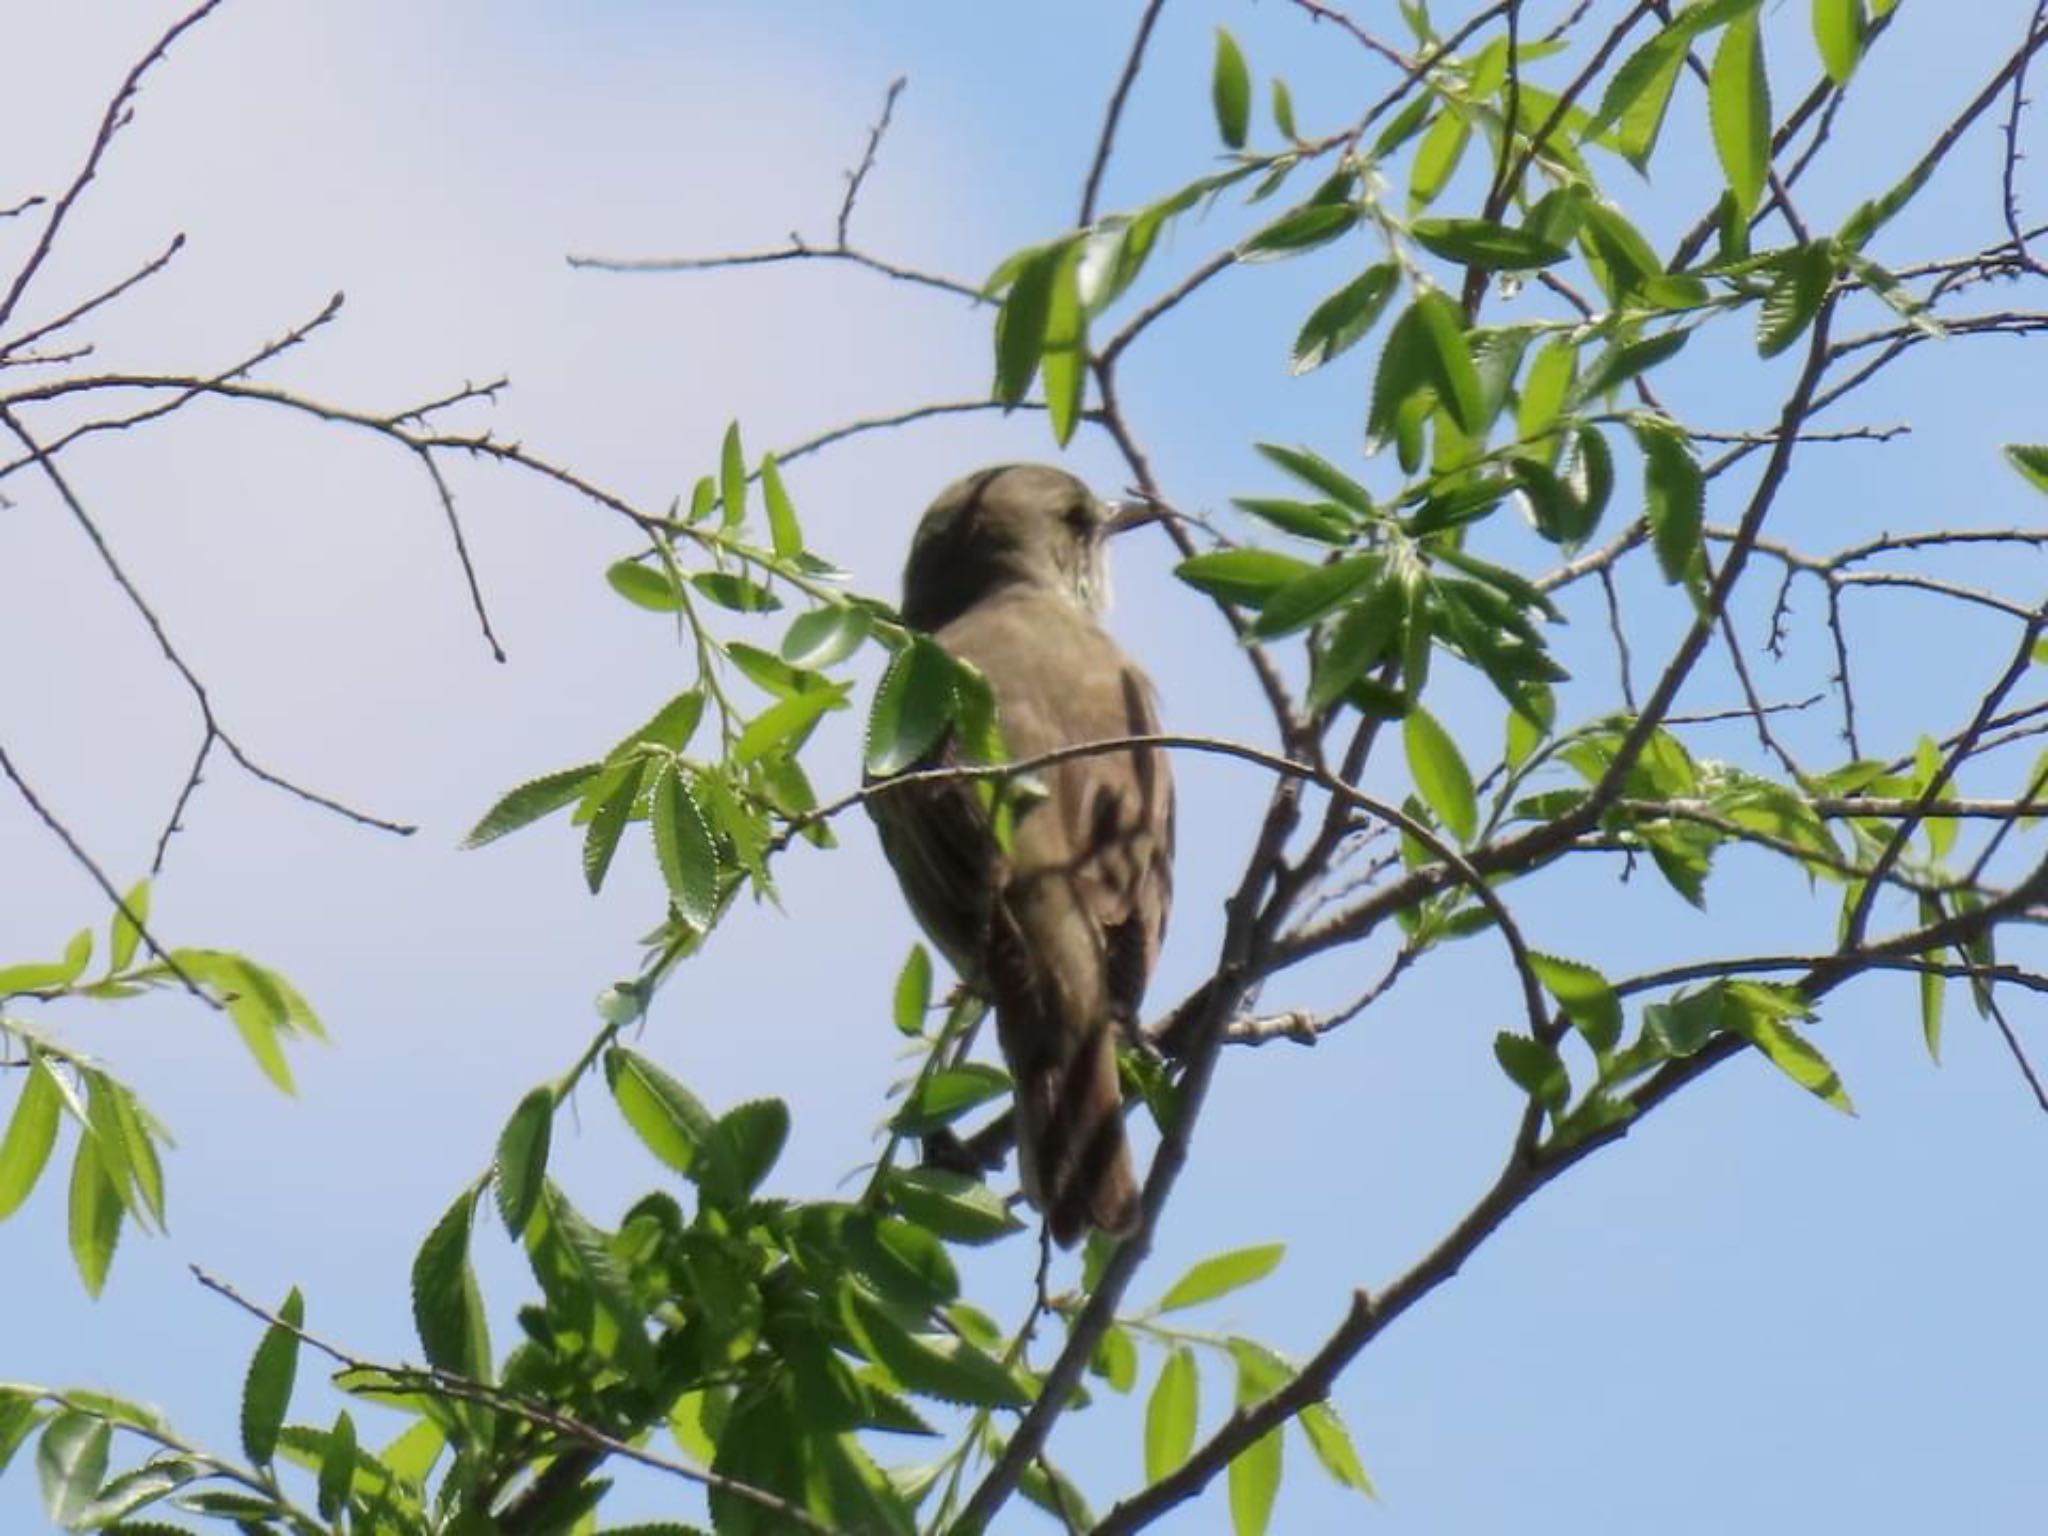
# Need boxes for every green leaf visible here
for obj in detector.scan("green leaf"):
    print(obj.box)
[0,1056,63,1221]
[1414,290,1487,435]
[892,1064,1010,1134]
[581,759,643,894]
[462,764,601,848]
[992,240,1067,406]
[1242,203,1359,260]
[413,1189,491,1383]
[1145,1347,1199,1482]
[1308,577,1405,712]
[1291,263,1399,374]
[1408,106,1472,207]
[240,1286,304,1466]
[884,1167,1023,1244]
[1731,1001,1854,1113]
[759,452,802,558]
[865,637,959,776]
[1494,1033,1569,1113]
[530,1182,651,1373]
[843,1289,1029,1408]
[1271,76,1298,139]
[2004,444,2048,494]
[1918,897,1946,1063]
[1403,707,1478,843]
[1757,242,1835,358]
[1812,0,1866,85]
[712,1098,789,1200]
[1590,0,1759,165]
[1175,549,1316,607]
[70,1457,199,1527]
[782,604,872,670]
[605,1047,713,1176]
[892,944,932,1036]
[1635,419,1705,587]
[107,879,150,974]
[692,570,781,614]
[607,558,683,612]
[651,764,720,931]
[36,1411,110,1528]
[1529,954,1623,1055]
[1298,1400,1375,1497]
[317,1410,357,1522]
[1573,329,1688,403]
[1517,337,1577,445]
[1250,556,1383,640]
[67,1136,121,1295]
[1092,1325,1140,1393]
[1709,13,1772,219]
[734,684,848,766]
[719,421,747,530]
[494,1085,554,1237]
[0,1392,42,1480]
[1040,244,1087,446]
[1232,497,1353,544]
[1212,28,1251,149]
[1411,218,1568,270]
[1228,1354,1284,1536]
[1156,1243,1286,1313]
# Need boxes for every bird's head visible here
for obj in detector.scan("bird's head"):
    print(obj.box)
[902,464,1143,630]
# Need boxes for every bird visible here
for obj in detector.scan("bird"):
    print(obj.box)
[868,464,1175,1248]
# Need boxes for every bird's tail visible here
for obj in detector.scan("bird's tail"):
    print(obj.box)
[1017,1024,1140,1249]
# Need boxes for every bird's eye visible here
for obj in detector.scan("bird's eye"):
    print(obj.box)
[1063,501,1096,534]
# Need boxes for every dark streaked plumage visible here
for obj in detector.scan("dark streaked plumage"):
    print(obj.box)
[870,464,1174,1247]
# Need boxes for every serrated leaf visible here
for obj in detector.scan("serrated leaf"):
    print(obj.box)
[651,764,720,930]
[413,1189,491,1381]
[530,1183,651,1373]
[462,764,602,849]
[734,684,847,766]
[865,637,959,776]
[240,1286,303,1466]
[1039,244,1088,446]
[605,1047,713,1177]
[494,1086,553,1236]
[1529,954,1623,1054]
[1308,577,1405,712]
[885,1166,1023,1244]
[1291,263,1399,373]
[0,1056,63,1221]
[843,1289,1029,1408]
[1494,1033,1570,1112]
[1637,420,1705,588]
[1574,329,1689,403]
[711,1098,789,1200]
[70,1456,198,1527]
[1212,28,1251,148]
[581,760,644,894]
[1145,1348,1199,1482]
[1299,1400,1375,1497]
[1411,217,1568,270]
[317,1410,357,1522]
[1732,1008,1854,1113]
[1403,707,1477,843]
[1254,443,1374,513]
[1092,1325,1139,1393]
[1156,1243,1286,1313]
[1758,242,1835,357]
[1414,290,1487,435]
[1709,13,1772,219]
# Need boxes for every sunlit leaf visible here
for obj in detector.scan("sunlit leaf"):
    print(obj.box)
[1403,707,1478,843]
[1145,1348,1199,1482]
[0,1056,63,1221]
[1291,263,1399,373]
[240,1286,304,1466]
[1212,28,1251,148]
[493,1085,554,1237]
[1709,13,1772,218]
[1156,1243,1286,1312]
[412,1188,491,1381]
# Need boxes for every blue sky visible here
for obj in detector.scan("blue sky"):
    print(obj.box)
[3,1,2046,1531]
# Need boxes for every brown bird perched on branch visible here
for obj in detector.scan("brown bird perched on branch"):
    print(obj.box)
[869,464,1175,1247]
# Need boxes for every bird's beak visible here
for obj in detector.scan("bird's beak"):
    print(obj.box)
[1106,496,1166,535]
